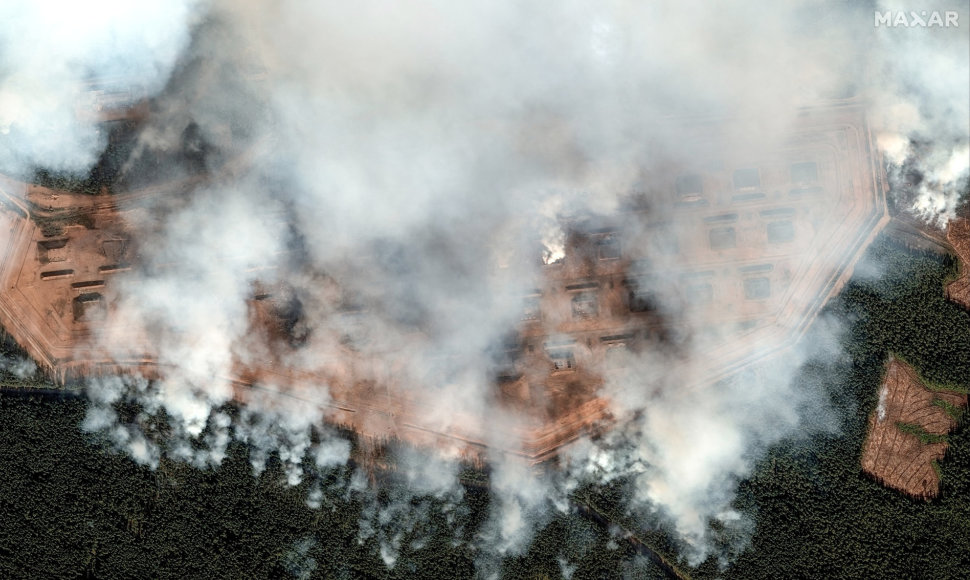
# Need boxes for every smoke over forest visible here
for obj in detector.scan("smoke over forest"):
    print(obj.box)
[0,0,967,571]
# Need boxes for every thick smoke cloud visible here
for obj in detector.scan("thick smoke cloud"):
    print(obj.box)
[870,0,970,225]
[1,0,967,569]
[0,0,198,174]
[564,314,847,563]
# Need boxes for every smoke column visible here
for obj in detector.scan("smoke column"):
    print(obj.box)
[870,0,970,225]
[1,0,967,568]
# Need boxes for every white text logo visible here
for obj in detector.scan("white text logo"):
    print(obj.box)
[874,11,959,27]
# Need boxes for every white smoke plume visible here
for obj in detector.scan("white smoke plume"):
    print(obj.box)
[0,0,199,175]
[869,0,970,226]
[281,537,318,580]
[0,353,36,379]
[0,0,966,570]
[563,314,847,564]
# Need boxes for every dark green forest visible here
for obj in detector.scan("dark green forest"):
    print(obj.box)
[1,235,970,579]
[0,116,215,196]
[0,120,139,196]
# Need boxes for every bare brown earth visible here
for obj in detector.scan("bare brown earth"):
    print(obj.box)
[0,102,890,463]
[945,217,970,310]
[861,358,967,499]
[857,214,969,499]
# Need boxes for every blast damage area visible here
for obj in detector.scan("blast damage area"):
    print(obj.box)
[1,102,892,464]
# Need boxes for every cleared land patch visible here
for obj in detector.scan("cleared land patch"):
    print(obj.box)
[861,357,967,499]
